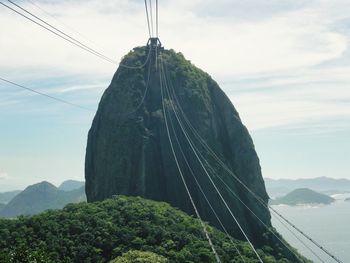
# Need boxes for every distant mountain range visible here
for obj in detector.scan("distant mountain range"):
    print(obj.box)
[264,177,350,198]
[58,180,85,191]
[2,177,348,217]
[270,188,335,206]
[0,190,21,204]
[0,180,86,218]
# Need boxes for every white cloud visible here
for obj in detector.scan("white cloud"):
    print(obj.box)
[22,82,109,95]
[175,11,347,78]
[0,99,21,107]
[0,0,146,79]
[0,0,347,78]
[229,78,350,131]
[0,171,9,180]
[56,83,108,93]
[0,0,349,132]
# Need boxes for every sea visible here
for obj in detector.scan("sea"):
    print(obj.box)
[270,193,350,263]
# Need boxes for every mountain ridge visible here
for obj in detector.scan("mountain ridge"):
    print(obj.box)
[0,181,86,218]
[0,190,21,204]
[265,177,350,198]
[58,180,85,191]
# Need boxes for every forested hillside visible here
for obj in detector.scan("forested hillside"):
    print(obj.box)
[0,196,308,263]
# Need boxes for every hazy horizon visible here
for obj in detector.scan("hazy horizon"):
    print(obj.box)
[2,176,350,192]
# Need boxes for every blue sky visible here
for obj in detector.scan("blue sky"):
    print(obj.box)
[0,0,349,191]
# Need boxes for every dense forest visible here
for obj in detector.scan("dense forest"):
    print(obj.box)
[0,196,309,263]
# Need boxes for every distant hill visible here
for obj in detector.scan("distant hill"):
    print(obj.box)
[345,198,350,202]
[0,203,5,212]
[58,180,85,191]
[265,177,350,198]
[271,188,335,206]
[0,181,86,218]
[0,190,21,204]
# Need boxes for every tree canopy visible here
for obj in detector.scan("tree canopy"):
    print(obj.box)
[0,196,308,262]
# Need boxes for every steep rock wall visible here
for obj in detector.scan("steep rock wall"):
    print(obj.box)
[85,47,271,246]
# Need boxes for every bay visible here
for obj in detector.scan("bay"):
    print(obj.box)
[271,193,350,262]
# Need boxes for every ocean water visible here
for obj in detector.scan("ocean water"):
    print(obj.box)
[270,193,350,263]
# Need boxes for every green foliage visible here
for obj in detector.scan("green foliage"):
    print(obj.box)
[0,196,306,263]
[0,242,53,263]
[110,250,167,263]
[161,49,213,113]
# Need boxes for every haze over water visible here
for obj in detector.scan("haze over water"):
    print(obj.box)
[271,193,350,262]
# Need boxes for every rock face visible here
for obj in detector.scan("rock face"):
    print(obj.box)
[85,46,270,245]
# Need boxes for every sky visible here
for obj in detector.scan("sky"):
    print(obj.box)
[0,0,349,191]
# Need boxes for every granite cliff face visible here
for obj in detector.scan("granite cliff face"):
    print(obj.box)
[85,46,271,247]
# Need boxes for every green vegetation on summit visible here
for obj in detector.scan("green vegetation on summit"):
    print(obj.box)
[0,196,308,263]
[271,188,335,206]
[110,250,167,263]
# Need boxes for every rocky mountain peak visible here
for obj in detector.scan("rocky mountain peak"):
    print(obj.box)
[85,46,270,246]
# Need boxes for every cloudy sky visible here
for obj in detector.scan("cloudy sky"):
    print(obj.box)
[0,0,349,191]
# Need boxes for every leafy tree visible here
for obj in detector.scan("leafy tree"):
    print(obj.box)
[110,250,167,263]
